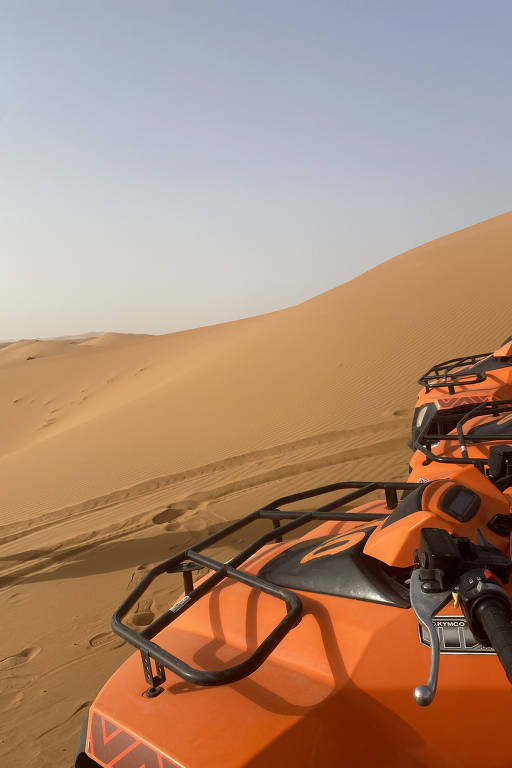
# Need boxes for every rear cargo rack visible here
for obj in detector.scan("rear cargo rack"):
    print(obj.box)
[418,353,491,394]
[413,399,512,470]
[111,480,419,694]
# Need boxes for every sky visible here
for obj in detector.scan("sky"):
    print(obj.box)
[1,1,511,339]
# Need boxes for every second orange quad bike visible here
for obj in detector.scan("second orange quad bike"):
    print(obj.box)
[75,345,512,768]
[409,335,512,452]
[409,397,512,481]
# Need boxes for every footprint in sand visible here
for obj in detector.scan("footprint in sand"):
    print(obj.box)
[126,563,150,589]
[165,520,187,532]
[129,599,155,627]
[1,691,24,712]
[0,673,37,697]
[38,418,57,430]
[88,632,124,650]
[152,504,189,525]
[131,611,155,627]
[7,592,30,607]
[0,646,41,671]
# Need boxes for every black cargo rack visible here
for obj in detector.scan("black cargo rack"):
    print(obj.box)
[413,399,512,471]
[418,353,491,394]
[111,480,419,695]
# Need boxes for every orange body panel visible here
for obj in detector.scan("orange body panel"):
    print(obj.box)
[416,384,512,413]
[490,339,512,359]
[87,516,512,768]
[365,470,510,566]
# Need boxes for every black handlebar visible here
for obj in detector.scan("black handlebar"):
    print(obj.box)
[474,597,512,684]
[414,532,512,693]
[457,566,512,685]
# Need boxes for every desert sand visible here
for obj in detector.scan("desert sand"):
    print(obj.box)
[1,211,512,767]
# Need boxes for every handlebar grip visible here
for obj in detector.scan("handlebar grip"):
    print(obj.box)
[474,598,512,684]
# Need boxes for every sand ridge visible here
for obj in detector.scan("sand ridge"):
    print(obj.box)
[1,211,512,767]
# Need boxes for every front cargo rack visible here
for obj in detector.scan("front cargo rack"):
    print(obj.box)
[111,480,419,694]
[418,353,491,394]
[413,399,512,472]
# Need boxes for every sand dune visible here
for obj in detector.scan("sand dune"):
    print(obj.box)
[1,211,512,767]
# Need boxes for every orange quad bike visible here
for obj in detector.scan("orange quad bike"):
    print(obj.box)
[409,397,512,488]
[410,336,512,454]
[75,469,512,767]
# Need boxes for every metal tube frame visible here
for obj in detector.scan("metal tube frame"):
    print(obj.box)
[414,399,512,470]
[418,353,490,394]
[111,480,419,692]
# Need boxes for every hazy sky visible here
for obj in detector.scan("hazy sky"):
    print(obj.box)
[2,1,511,338]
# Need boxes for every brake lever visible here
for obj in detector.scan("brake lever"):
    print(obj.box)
[409,569,451,706]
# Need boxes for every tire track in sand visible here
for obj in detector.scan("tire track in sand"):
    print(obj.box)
[0,418,408,547]
[0,432,408,588]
